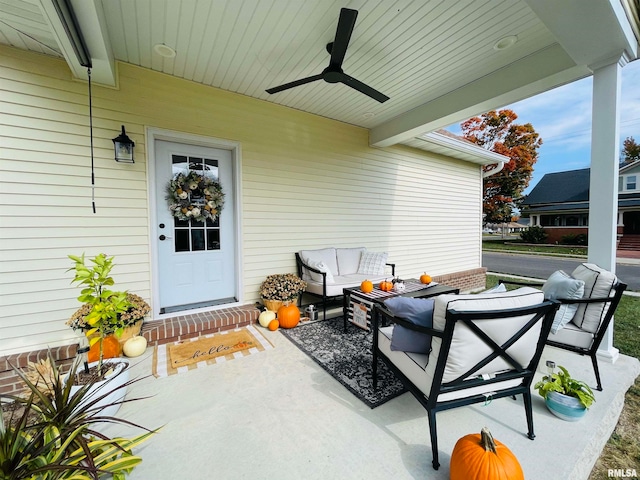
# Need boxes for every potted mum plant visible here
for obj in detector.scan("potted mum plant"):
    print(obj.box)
[534,363,596,421]
[259,273,306,312]
[67,253,150,375]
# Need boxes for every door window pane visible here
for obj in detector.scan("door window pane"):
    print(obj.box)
[175,230,190,252]
[207,230,220,250]
[192,229,205,251]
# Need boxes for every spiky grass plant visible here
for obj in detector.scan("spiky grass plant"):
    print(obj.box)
[0,352,157,480]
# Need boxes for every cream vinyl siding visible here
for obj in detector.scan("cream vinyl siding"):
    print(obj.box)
[0,45,482,355]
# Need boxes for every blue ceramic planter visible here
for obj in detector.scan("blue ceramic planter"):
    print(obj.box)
[545,391,587,421]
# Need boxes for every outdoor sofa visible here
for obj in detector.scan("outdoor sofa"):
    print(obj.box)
[296,247,395,319]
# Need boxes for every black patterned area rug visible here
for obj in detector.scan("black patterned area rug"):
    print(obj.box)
[280,317,407,408]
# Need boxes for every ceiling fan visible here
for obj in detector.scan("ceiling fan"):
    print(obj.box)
[266,8,389,103]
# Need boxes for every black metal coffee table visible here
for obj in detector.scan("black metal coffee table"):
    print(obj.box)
[342,281,459,332]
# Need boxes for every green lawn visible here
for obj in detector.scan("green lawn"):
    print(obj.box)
[483,240,588,257]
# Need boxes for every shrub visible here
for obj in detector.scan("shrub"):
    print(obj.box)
[520,226,548,244]
[560,233,588,245]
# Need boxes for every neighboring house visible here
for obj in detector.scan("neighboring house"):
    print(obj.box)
[521,163,640,244]
[485,222,528,234]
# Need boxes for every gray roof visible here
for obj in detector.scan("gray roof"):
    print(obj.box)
[522,168,590,206]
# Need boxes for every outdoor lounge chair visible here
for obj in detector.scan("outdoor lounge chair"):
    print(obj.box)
[372,287,558,470]
[500,263,627,391]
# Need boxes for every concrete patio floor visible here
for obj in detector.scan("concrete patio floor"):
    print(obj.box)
[104,326,639,480]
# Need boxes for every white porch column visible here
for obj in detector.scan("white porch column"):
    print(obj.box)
[588,60,622,363]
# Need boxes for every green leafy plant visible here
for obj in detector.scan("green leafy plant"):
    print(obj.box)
[560,233,588,245]
[534,365,596,409]
[0,352,156,480]
[519,226,548,244]
[68,253,132,373]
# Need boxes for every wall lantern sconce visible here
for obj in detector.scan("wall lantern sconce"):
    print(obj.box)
[112,125,135,163]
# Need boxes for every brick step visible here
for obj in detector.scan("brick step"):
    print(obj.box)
[142,304,260,345]
[618,235,640,250]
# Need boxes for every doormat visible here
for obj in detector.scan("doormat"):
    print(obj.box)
[152,325,273,377]
[281,317,407,408]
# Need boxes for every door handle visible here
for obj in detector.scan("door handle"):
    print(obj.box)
[159,235,173,241]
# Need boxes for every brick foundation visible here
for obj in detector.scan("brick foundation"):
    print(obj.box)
[1,269,486,395]
[0,304,260,396]
[433,267,487,293]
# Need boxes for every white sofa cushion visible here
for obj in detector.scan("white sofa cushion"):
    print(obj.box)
[299,248,339,279]
[431,287,545,383]
[570,263,617,333]
[305,273,387,297]
[542,270,585,334]
[548,321,594,349]
[336,247,366,275]
[357,251,388,275]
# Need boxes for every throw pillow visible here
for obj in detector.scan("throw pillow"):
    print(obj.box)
[570,263,617,333]
[479,283,507,294]
[357,251,388,276]
[384,296,435,354]
[542,270,585,334]
[308,261,334,283]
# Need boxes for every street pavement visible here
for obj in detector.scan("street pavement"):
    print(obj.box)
[482,252,640,291]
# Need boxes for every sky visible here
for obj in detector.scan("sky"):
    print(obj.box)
[447,59,640,195]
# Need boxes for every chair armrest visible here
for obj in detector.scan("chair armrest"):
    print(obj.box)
[498,279,543,288]
[386,262,396,276]
[554,295,616,305]
[295,253,327,286]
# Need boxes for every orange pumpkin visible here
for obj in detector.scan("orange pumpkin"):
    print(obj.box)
[420,272,432,284]
[277,304,300,329]
[268,319,279,331]
[379,280,393,292]
[360,279,374,293]
[450,427,524,480]
[87,335,121,363]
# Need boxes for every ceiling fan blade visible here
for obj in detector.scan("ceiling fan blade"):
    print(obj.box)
[266,74,324,94]
[330,8,358,67]
[340,74,389,103]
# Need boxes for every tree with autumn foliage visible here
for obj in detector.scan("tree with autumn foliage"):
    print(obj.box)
[461,109,542,223]
[620,136,640,165]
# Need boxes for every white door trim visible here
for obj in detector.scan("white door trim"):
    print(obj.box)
[146,127,243,319]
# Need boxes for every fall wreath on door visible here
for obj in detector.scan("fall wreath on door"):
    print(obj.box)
[166,171,225,222]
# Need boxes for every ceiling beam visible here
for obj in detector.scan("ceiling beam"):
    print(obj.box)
[523,0,638,68]
[370,44,586,147]
[38,0,116,85]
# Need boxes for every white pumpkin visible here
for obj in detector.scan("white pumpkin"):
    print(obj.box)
[258,310,277,328]
[123,335,148,357]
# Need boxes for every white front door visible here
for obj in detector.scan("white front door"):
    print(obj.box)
[154,140,236,313]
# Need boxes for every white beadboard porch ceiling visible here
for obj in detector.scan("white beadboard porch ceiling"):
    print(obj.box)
[1,0,638,149]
